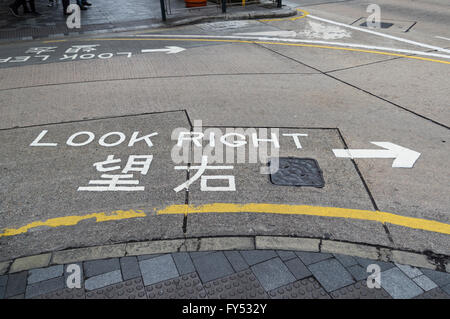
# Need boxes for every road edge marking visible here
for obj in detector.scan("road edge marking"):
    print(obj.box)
[0,209,146,238]
[157,203,450,235]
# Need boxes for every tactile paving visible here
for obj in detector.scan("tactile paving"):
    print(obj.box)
[330,280,392,299]
[269,158,324,187]
[268,277,330,299]
[34,288,86,299]
[414,287,450,299]
[86,278,146,299]
[146,272,207,299]
[203,269,268,299]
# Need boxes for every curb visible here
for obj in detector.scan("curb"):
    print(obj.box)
[0,8,297,44]
[2,236,449,275]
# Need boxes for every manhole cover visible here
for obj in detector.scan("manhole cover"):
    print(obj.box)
[359,21,394,29]
[269,157,324,188]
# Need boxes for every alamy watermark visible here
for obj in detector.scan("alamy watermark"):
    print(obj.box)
[366,4,381,29]
[367,264,382,289]
[66,4,81,29]
[66,264,82,289]
[170,120,286,175]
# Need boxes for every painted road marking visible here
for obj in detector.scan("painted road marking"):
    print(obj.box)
[141,46,186,54]
[1,204,449,238]
[130,34,450,60]
[259,8,309,22]
[306,14,450,54]
[157,204,450,236]
[333,142,421,168]
[435,36,450,42]
[0,210,145,237]
[90,37,450,65]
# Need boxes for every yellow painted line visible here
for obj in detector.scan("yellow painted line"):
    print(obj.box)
[157,203,450,235]
[260,8,309,22]
[42,39,68,43]
[0,209,145,238]
[89,37,450,65]
[1,204,449,238]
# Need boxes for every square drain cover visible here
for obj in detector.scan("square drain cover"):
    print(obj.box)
[269,157,324,188]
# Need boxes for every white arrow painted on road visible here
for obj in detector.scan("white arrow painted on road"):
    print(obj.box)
[333,142,421,168]
[141,46,186,54]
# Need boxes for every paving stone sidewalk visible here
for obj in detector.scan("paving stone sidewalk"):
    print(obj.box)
[0,0,295,41]
[1,249,449,299]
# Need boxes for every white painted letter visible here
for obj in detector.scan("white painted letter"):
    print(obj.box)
[99,132,126,147]
[177,132,204,147]
[67,131,95,146]
[251,132,280,148]
[30,130,57,147]
[282,133,308,149]
[128,132,158,148]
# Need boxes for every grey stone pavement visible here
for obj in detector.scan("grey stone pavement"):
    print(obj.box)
[0,0,294,40]
[1,248,449,299]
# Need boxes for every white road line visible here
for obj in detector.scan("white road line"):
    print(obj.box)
[307,14,450,54]
[132,34,450,59]
[435,36,450,42]
[234,31,297,38]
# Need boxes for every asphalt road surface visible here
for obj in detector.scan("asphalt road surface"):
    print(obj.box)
[0,0,449,262]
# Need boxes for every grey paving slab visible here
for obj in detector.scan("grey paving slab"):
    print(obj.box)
[172,252,195,276]
[347,264,369,281]
[442,283,450,295]
[204,269,268,299]
[296,252,333,266]
[84,270,123,291]
[284,258,312,280]
[146,272,207,299]
[26,277,66,299]
[330,281,392,299]
[0,261,10,276]
[333,254,358,267]
[120,256,141,281]
[0,275,7,286]
[276,250,297,261]
[27,265,64,285]
[420,268,450,287]
[413,275,438,292]
[414,287,450,299]
[139,254,179,286]
[0,276,6,299]
[84,258,120,278]
[86,278,146,299]
[380,268,423,299]
[308,258,355,292]
[356,257,395,272]
[240,250,278,266]
[5,271,27,298]
[251,258,296,291]
[224,251,249,272]
[137,254,163,261]
[189,251,215,259]
[395,263,423,279]
[34,288,86,299]
[192,252,235,283]
[268,277,330,299]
